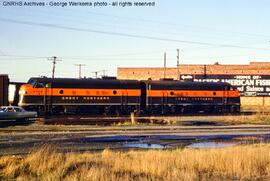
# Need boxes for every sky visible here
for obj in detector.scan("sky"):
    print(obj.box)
[0,0,270,82]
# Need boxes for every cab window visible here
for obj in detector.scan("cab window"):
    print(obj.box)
[34,82,45,88]
[45,83,51,88]
[27,79,36,86]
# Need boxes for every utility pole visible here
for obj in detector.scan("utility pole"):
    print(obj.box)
[204,64,207,79]
[75,64,86,79]
[48,56,61,78]
[176,49,180,80]
[102,70,107,77]
[164,51,166,79]
[92,71,98,78]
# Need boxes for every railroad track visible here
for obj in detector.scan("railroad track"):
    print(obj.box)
[0,111,267,128]
[0,109,259,126]
[1,124,270,133]
[34,110,259,125]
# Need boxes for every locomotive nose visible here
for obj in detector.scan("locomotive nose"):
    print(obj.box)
[19,84,30,95]
[18,84,30,106]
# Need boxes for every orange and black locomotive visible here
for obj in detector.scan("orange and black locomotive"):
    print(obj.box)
[18,77,240,115]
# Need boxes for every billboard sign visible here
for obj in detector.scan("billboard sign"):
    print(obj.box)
[180,74,270,96]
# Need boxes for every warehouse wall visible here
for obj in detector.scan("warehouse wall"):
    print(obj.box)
[241,97,270,106]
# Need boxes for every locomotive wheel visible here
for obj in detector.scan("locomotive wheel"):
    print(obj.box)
[229,105,239,113]
[104,106,115,116]
[179,106,185,114]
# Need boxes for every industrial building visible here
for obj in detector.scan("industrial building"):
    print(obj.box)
[0,75,24,107]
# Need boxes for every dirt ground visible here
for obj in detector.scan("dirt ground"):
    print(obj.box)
[0,115,270,155]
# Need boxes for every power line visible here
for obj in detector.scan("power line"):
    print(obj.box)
[14,7,269,47]
[1,18,270,51]
[0,54,47,58]
[0,50,269,63]
[0,58,44,61]
[60,50,174,58]
[0,51,167,59]
[52,7,270,39]
[0,49,173,59]
[0,56,162,61]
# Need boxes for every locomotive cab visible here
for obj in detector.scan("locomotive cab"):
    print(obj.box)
[18,78,50,110]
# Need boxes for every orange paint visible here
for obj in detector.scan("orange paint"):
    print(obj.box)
[22,87,141,97]
[147,90,239,97]
[20,84,240,98]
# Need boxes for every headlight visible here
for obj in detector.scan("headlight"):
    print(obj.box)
[19,90,26,95]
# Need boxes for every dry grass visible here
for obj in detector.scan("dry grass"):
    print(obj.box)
[169,113,270,125]
[1,144,270,180]
[211,113,270,125]
[241,105,270,113]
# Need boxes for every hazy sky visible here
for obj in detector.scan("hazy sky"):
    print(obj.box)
[1,0,270,82]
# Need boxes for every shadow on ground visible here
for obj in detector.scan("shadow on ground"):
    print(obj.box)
[0,120,34,128]
[178,120,227,126]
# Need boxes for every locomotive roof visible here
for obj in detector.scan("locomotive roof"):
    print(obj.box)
[29,77,234,86]
[28,77,235,90]
[28,77,141,89]
[145,80,233,87]
[143,80,235,90]
[29,77,139,84]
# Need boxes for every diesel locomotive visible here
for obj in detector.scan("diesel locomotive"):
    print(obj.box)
[18,77,240,115]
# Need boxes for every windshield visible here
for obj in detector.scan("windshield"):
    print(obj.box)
[27,79,36,86]
[27,79,45,88]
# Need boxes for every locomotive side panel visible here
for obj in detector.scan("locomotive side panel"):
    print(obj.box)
[19,78,142,115]
[144,81,240,114]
